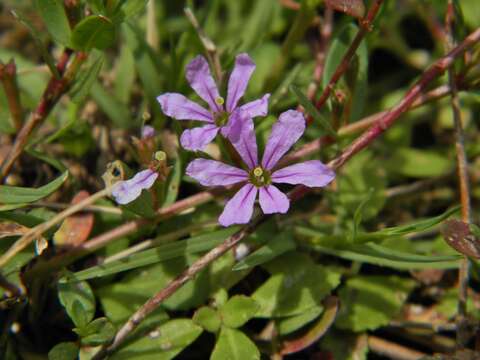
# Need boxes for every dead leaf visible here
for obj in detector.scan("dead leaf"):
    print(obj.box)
[442,219,480,259]
[53,191,94,247]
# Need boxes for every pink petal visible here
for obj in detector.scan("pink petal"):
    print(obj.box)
[186,159,248,186]
[180,124,220,151]
[112,169,158,205]
[261,110,306,170]
[226,53,255,113]
[238,94,270,118]
[219,184,258,226]
[186,55,222,113]
[227,113,258,169]
[259,185,290,214]
[157,93,213,122]
[272,160,335,187]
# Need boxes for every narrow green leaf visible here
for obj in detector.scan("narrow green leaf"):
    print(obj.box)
[25,148,67,172]
[90,81,131,128]
[163,156,182,206]
[0,171,68,205]
[71,15,116,51]
[276,306,324,335]
[65,227,239,281]
[34,0,72,46]
[290,85,337,137]
[309,243,461,270]
[211,327,260,360]
[70,55,105,103]
[11,10,60,78]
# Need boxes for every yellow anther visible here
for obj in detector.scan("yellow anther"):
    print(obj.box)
[155,151,167,162]
[215,97,225,105]
[253,167,263,177]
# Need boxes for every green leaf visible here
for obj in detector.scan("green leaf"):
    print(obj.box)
[71,15,116,51]
[70,54,105,103]
[58,278,95,328]
[252,253,341,317]
[112,319,202,360]
[123,23,164,122]
[211,327,260,360]
[290,85,337,137]
[34,0,72,46]
[388,148,454,178]
[193,306,221,333]
[336,275,416,331]
[112,0,149,22]
[163,157,182,206]
[11,10,60,78]
[220,295,259,328]
[91,81,131,128]
[276,306,324,335]
[25,148,67,173]
[310,243,461,270]
[0,171,68,205]
[233,231,296,271]
[48,342,78,360]
[67,227,238,281]
[75,317,116,346]
[336,151,386,220]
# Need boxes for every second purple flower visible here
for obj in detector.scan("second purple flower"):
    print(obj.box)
[157,53,270,151]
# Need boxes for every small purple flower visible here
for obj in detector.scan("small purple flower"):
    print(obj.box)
[141,125,155,139]
[157,53,270,151]
[112,169,158,205]
[186,110,335,226]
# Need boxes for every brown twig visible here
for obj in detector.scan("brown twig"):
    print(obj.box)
[0,50,87,182]
[445,0,473,348]
[93,29,480,358]
[0,59,23,132]
[314,0,384,111]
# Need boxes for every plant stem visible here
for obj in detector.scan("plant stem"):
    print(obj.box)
[329,26,480,170]
[0,59,23,132]
[0,50,87,182]
[314,0,384,111]
[94,29,480,358]
[445,0,473,348]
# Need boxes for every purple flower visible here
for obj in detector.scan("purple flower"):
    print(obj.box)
[186,110,335,226]
[141,125,155,139]
[157,53,270,151]
[112,169,158,205]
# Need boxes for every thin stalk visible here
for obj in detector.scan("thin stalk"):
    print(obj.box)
[314,0,384,111]
[445,0,473,348]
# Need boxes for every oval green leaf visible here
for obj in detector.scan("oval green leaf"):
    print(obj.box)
[34,0,72,46]
[71,15,116,50]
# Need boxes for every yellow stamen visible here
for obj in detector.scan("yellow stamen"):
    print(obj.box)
[253,167,263,177]
[215,97,224,105]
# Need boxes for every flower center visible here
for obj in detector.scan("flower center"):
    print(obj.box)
[215,97,225,106]
[249,166,271,187]
[214,111,229,127]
